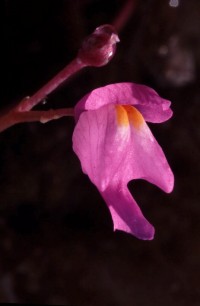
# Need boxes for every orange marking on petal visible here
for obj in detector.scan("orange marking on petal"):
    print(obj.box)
[116,105,144,129]
[123,105,144,128]
[116,105,129,126]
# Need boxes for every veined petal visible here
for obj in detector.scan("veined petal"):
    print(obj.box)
[72,104,174,238]
[73,104,174,192]
[75,83,172,123]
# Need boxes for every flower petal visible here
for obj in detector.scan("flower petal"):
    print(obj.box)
[72,104,174,238]
[75,83,172,123]
[101,184,155,240]
[73,104,174,192]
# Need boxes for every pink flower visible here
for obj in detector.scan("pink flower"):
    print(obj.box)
[72,83,174,240]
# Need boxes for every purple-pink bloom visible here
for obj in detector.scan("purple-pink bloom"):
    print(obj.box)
[72,83,174,240]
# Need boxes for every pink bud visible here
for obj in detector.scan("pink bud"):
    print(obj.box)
[78,24,120,67]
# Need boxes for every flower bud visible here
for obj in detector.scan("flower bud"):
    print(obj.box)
[78,24,120,67]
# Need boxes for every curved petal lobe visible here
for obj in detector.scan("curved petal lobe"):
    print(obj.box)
[101,184,155,240]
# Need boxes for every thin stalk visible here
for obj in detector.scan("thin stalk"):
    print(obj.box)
[0,108,74,132]
[16,59,86,112]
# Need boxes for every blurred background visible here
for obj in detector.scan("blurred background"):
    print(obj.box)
[1,0,200,305]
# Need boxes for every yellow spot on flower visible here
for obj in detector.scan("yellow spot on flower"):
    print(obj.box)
[116,105,144,129]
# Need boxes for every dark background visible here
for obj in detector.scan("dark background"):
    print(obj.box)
[1,0,200,305]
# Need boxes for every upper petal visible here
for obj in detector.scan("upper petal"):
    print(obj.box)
[74,82,172,123]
